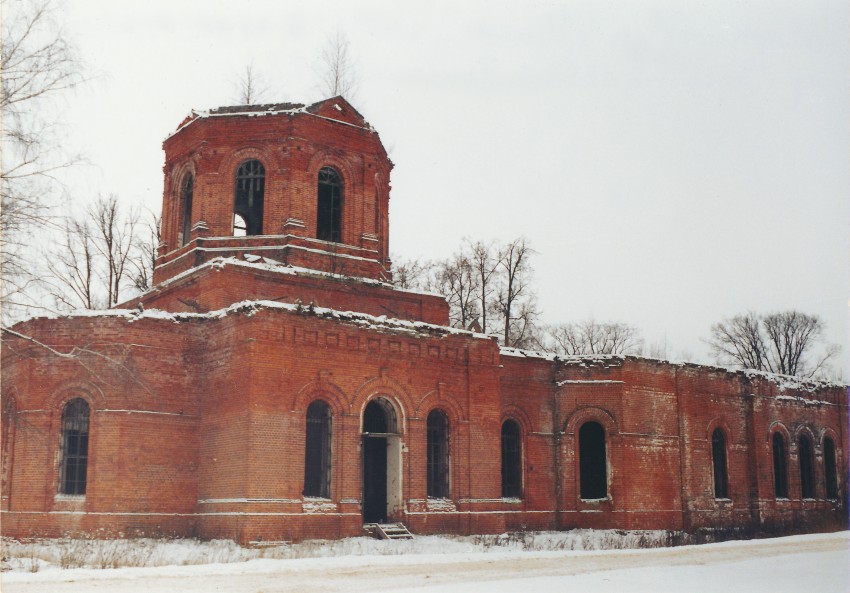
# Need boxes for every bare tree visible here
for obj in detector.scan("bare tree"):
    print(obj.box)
[494,237,539,348]
[435,251,479,330]
[544,320,643,356]
[390,256,427,290]
[1,0,85,320]
[318,30,357,99]
[130,211,161,292]
[469,239,497,334]
[708,310,839,378]
[708,312,766,371]
[234,63,268,105]
[47,195,146,309]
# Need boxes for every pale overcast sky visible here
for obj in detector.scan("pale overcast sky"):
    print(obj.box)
[50,0,849,372]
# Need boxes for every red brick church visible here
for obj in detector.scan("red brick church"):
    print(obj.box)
[1,98,846,542]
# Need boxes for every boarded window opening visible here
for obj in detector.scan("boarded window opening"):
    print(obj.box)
[579,421,607,500]
[234,160,265,236]
[712,428,728,499]
[304,400,332,498]
[824,436,838,500]
[501,419,521,498]
[180,173,194,246]
[799,434,815,499]
[317,167,342,242]
[60,398,89,495]
[772,432,788,499]
[426,409,449,498]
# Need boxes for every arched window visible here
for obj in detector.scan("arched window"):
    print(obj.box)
[823,436,838,500]
[579,421,607,499]
[60,398,90,495]
[317,167,342,242]
[234,160,265,236]
[501,419,521,498]
[303,400,332,498]
[711,428,728,499]
[798,434,815,499]
[180,173,194,246]
[772,432,788,499]
[426,409,449,498]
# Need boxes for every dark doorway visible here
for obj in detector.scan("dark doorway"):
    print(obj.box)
[362,436,387,523]
[362,399,398,524]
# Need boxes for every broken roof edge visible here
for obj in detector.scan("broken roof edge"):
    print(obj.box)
[9,298,495,343]
[164,96,372,141]
[499,348,846,391]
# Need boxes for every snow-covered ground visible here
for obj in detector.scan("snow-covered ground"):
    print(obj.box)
[2,530,848,593]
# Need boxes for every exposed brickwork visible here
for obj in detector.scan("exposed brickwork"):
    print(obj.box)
[2,99,846,543]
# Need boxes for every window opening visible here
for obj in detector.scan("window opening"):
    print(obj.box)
[799,434,815,498]
[579,421,607,499]
[233,160,265,236]
[772,432,788,498]
[317,167,342,242]
[304,400,332,498]
[181,173,194,246]
[426,410,449,498]
[60,398,90,495]
[823,437,838,500]
[363,399,396,434]
[501,420,521,498]
[711,428,728,499]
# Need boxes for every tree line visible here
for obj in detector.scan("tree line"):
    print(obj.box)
[392,239,839,380]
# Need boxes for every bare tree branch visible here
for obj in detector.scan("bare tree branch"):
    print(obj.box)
[543,319,643,356]
[707,310,839,379]
[1,0,86,322]
[318,30,357,100]
[234,63,268,105]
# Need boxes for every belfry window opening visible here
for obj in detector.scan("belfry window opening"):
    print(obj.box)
[317,166,342,242]
[233,160,265,236]
[180,173,194,246]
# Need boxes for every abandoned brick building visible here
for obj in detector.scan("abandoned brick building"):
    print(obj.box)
[1,98,846,543]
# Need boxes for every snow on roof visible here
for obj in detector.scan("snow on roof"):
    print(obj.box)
[141,255,445,300]
[166,97,373,140]
[19,298,493,343]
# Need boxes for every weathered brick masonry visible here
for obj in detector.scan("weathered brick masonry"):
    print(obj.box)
[2,98,846,542]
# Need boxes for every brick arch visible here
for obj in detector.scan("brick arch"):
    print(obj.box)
[291,376,348,416]
[818,427,840,449]
[306,150,358,191]
[221,146,281,179]
[706,417,732,443]
[500,405,532,436]
[46,382,106,412]
[562,406,617,436]
[351,374,411,434]
[414,387,465,422]
[794,424,817,449]
[767,421,791,444]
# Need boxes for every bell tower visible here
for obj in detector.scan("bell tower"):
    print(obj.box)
[154,97,393,285]
[135,98,448,325]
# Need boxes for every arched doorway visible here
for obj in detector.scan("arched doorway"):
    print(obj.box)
[362,398,401,523]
